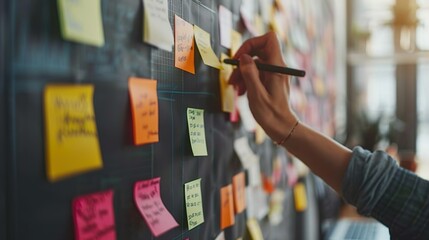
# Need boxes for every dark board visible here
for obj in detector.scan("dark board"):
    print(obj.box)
[2,0,331,239]
[1,0,9,238]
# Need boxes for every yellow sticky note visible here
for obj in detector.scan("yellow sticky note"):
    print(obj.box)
[193,25,221,69]
[220,53,235,113]
[44,85,102,181]
[143,0,174,51]
[247,218,263,240]
[294,183,307,212]
[184,178,204,230]
[174,15,195,74]
[187,108,208,156]
[128,77,159,145]
[232,172,246,214]
[220,184,235,229]
[230,30,242,57]
[57,0,104,47]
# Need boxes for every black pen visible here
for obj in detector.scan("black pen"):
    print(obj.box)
[223,59,306,77]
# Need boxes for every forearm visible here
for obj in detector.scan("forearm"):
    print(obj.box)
[281,122,352,192]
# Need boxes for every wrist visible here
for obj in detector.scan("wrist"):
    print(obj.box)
[269,108,299,144]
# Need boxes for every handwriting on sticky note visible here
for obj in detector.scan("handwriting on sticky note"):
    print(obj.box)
[134,177,178,237]
[128,77,159,145]
[143,0,174,51]
[58,0,104,47]
[219,6,232,48]
[193,25,221,69]
[220,53,235,113]
[174,15,195,74]
[44,85,102,181]
[294,183,307,212]
[72,190,116,240]
[232,172,246,214]
[187,108,208,156]
[220,184,235,229]
[184,178,204,230]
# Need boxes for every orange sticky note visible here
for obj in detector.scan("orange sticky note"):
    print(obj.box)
[72,190,116,240]
[174,15,195,74]
[232,172,246,214]
[294,182,307,212]
[128,77,159,145]
[220,184,235,229]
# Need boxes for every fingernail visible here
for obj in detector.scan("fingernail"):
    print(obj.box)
[240,54,252,64]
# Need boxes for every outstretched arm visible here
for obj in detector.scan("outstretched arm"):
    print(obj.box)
[229,32,352,192]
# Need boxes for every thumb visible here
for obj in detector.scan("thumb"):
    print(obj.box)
[239,55,267,99]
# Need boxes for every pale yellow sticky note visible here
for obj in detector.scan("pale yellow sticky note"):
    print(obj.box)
[247,218,263,240]
[143,0,174,51]
[187,108,208,156]
[220,53,235,113]
[230,30,242,57]
[255,124,266,144]
[193,25,221,69]
[44,85,102,181]
[184,178,204,230]
[294,183,307,212]
[57,0,104,47]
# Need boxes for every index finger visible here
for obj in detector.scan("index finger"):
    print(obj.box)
[233,32,283,64]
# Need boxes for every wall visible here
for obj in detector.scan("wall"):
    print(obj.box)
[3,0,337,239]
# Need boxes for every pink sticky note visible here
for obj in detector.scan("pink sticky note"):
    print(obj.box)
[286,163,298,187]
[72,190,116,240]
[134,177,179,237]
[230,89,239,123]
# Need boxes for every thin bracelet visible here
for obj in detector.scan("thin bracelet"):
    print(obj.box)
[274,120,299,145]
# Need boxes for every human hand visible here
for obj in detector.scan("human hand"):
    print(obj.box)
[229,32,298,143]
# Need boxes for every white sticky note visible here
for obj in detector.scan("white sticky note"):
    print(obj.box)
[219,5,232,48]
[246,186,268,220]
[237,94,257,132]
[143,0,174,51]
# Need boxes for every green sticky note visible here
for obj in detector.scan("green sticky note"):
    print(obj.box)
[187,108,208,156]
[57,0,105,47]
[184,178,204,230]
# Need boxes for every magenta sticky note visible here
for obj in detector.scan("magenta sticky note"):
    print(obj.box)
[72,189,116,240]
[134,177,179,237]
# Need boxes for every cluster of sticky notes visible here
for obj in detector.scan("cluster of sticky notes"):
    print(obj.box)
[128,77,159,145]
[72,190,116,240]
[187,108,208,156]
[184,178,204,230]
[57,0,104,47]
[134,177,179,237]
[44,85,103,182]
